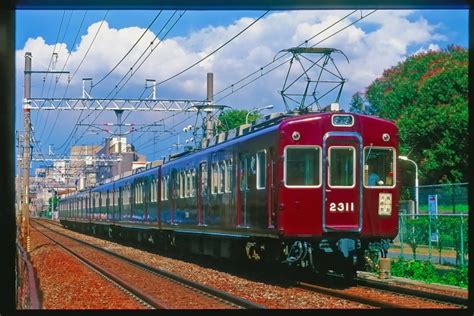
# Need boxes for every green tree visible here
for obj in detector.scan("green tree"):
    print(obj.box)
[217,109,262,133]
[349,91,375,115]
[361,46,468,184]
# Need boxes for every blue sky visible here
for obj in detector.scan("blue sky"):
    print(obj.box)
[15,10,469,166]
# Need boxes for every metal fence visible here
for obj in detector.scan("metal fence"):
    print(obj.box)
[400,182,468,214]
[392,213,468,267]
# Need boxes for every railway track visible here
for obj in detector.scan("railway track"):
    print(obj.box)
[35,219,467,309]
[296,278,467,309]
[31,219,264,309]
[354,277,468,307]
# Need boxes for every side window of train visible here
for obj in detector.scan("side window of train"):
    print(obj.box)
[163,176,169,201]
[256,150,267,190]
[153,178,158,202]
[225,159,232,193]
[200,162,208,196]
[173,170,179,198]
[180,171,185,198]
[218,161,226,194]
[190,169,196,197]
[135,184,138,204]
[211,162,218,195]
[185,170,191,198]
[240,155,249,191]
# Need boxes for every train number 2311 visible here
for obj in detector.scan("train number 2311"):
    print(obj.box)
[329,202,354,212]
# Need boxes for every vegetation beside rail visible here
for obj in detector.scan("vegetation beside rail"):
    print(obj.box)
[390,257,468,289]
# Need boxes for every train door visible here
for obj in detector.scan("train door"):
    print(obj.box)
[322,132,363,232]
[238,153,251,227]
[197,161,208,225]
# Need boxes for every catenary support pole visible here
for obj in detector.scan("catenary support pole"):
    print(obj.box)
[22,52,32,252]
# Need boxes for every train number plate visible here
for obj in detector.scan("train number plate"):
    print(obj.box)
[329,202,354,212]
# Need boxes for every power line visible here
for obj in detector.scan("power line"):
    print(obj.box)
[91,10,163,89]
[42,11,89,148]
[68,11,185,153]
[38,10,74,136]
[153,10,269,87]
[129,12,271,152]
[34,10,67,136]
[212,10,362,103]
[55,11,109,155]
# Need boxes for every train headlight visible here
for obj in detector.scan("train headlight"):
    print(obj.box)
[378,193,392,216]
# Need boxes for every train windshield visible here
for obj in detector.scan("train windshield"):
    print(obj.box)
[363,147,395,187]
[284,146,321,187]
[328,147,355,187]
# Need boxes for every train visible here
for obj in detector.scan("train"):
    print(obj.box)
[58,106,399,279]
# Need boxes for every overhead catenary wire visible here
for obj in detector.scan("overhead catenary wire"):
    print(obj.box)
[212,9,364,103]
[42,11,89,149]
[68,11,185,152]
[152,10,270,88]
[34,10,67,137]
[130,11,271,152]
[55,11,109,155]
[149,10,376,157]
[60,10,375,167]
[91,10,163,89]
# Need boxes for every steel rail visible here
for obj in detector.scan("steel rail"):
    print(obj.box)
[31,223,158,309]
[296,281,403,308]
[355,277,468,307]
[32,219,265,309]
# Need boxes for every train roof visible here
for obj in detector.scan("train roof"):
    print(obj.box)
[61,108,397,197]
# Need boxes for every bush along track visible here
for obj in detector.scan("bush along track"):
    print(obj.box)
[390,257,468,288]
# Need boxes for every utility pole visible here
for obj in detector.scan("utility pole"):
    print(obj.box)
[21,52,70,251]
[21,52,32,252]
[206,73,214,138]
[16,132,23,227]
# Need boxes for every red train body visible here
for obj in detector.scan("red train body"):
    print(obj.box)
[59,110,399,277]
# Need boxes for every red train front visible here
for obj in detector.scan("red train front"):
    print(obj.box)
[276,111,398,277]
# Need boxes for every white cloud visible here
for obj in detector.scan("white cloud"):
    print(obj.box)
[16,10,449,155]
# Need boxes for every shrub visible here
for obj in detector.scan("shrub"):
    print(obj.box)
[390,258,467,288]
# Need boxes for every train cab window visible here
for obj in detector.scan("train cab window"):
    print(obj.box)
[364,147,395,187]
[285,146,321,187]
[256,151,266,190]
[328,146,355,188]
